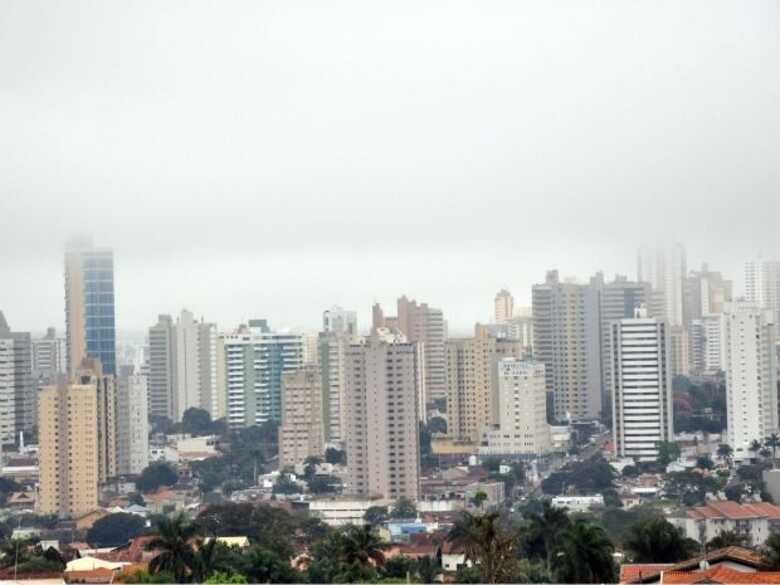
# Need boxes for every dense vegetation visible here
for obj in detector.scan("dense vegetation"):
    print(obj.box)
[673,377,726,433]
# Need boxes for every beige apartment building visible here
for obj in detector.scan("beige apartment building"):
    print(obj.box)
[446,325,524,443]
[279,365,325,469]
[532,270,602,421]
[494,289,514,324]
[373,296,447,403]
[38,358,116,518]
[38,382,100,517]
[345,337,421,500]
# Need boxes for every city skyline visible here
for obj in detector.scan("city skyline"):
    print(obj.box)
[0,238,768,337]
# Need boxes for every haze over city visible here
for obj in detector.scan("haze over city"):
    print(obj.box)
[3,0,780,334]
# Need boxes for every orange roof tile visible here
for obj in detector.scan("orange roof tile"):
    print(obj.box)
[708,500,764,520]
[620,564,673,583]
[661,565,780,584]
[625,547,766,583]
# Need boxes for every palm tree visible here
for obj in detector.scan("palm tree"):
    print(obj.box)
[447,511,518,583]
[190,537,234,582]
[146,513,200,582]
[527,501,571,574]
[717,444,733,468]
[554,519,616,584]
[340,524,388,568]
[766,434,780,468]
[750,439,763,460]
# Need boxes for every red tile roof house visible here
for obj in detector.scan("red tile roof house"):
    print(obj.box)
[620,546,780,584]
[669,501,780,547]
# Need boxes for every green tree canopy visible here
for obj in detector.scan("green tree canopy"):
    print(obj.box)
[87,513,147,548]
[389,497,417,519]
[182,407,214,436]
[136,462,178,493]
[624,517,699,563]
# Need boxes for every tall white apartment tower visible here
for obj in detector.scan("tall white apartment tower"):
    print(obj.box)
[611,306,674,461]
[637,243,687,327]
[116,365,149,475]
[494,289,514,325]
[345,336,421,500]
[745,259,780,327]
[480,359,551,456]
[721,301,778,461]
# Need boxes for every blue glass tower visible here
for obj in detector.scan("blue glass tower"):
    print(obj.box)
[82,249,116,376]
[65,238,116,376]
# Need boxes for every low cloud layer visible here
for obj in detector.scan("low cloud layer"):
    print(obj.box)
[2,0,778,334]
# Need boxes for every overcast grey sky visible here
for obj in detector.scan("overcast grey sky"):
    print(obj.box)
[1,0,779,335]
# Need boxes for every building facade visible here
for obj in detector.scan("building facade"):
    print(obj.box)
[593,273,650,422]
[722,301,778,461]
[480,359,551,456]
[64,237,116,376]
[147,310,219,422]
[222,320,304,429]
[279,365,325,469]
[38,381,100,517]
[0,311,33,445]
[745,258,780,327]
[637,243,687,328]
[689,315,723,375]
[148,314,176,419]
[610,307,674,461]
[117,365,149,475]
[494,289,514,324]
[532,270,602,421]
[345,337,421,500]
[32,327,66,380]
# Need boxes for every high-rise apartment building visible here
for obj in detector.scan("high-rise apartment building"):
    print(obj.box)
[75,358,117,483]
[64,238,116,376]
[32,327,66,380]
[37,362,115,518]
[279,365,325,469]
[446,325,524,443]
[323,306,358,337]
[669,326,690,378]
[319,306,361,444]
[611,307,674,461]
[532,270,602,421]
[689,316,723,376]
[397,296,447,402]
[117,365,149,475]
[148,315,175,419]
[494,289,514,324]
[684,264,733,323]
[480,359,551,456]
[637,243,687,327]
[721,302,779,461]
[592,273,650,420]
[38,382,99,517]
[222,320,304,429]
[345,336,421,501]
[147,310,219,422]
[745,259,780,327]
[0,311,33,445]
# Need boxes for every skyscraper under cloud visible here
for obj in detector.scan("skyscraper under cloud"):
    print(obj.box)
[64,238,117,376]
